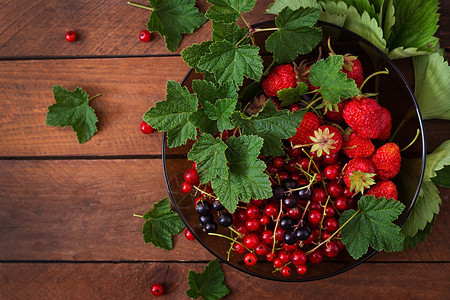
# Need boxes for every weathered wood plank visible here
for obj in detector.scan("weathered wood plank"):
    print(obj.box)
[0,262,448,299]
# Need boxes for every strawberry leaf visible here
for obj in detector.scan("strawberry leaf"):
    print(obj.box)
[188,134,229,184]
[212,21,249,44]
[266,0,321,15]
[232,101,306,156]
[192,80,238,106]
[323,0,378,24]
[211,135,272,213]
[205,0,257,23]
[147,0,207,52]
[423,140,450,180]
[143,80,198,148]
[403,217,435,249]
[46,85,98,144]
[266,7,322,63]
[141,198,185,250]
[431,166,450,188]
[204,98,238,132]
[186,259,230,300]
[277,81,309,107]
[309,55,359,104]
[198,41,263,87]
[181,41,213,72]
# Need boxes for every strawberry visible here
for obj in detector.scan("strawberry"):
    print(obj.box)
[289,111,322,145]
[322,100,347,122]
[366,180,398,201]
[343,131,375,158]
[310,125,343,157]
[343,97,382,139]
[343,157,376,194]
[377,106,392,140]
[305,65,320,92]
[371,143,401,180]
[262,64,297,97]
[342,55,364,87]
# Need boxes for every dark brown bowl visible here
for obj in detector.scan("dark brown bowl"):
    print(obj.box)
[162,21,426,281]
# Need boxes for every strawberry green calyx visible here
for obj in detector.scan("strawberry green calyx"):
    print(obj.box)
[310,127,337,157]
[348,171,376,195]
[343,157,377,194]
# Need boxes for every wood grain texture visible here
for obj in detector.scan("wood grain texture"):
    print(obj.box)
[0,159,448,262]
[0,262,448,299]
[0,57,190,157]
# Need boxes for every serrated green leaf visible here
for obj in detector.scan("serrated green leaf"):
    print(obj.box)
[232,101,306,156]
[186,259,230,300]
[266,0,321,15]
[266,7,322,63]
[141,198,185,250]
[212,22,249,44]
[46,85,98,144]
[205,0,257,23]
[319,10,347,27]
[431,166,450,188]
[387,46,430,60]
[147,0,207,52]
[198,41,263,87]
[181,41,213,72]
[383,0,395,42]
[387,0,439,53]
[403,217,435,249]
[340,195,405,260]
[309,55,359,103]
[413,52,450,120]
[324,0,378,23]
[189,109,219,135]
[143,80,198,148]
[204,98,237,131]
[278,82,309,107]
[188,134,229,183]
[192,80,238,106]
[211,135,272,213]
[424,140,450,180]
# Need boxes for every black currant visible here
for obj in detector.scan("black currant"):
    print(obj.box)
[282,178,298,191]
[297,188,312,200]
[195,201,212,215]
[283,231,297,245]
[199,214,213,225]
[218,212,233,227]
[280,216,294,230]
[212,199,224,211]
[282,195,298,208]
[204,221,218,233]
[272,185,285,199]
[293,224,312,241]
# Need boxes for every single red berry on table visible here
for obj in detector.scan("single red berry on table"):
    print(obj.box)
[366,180,399,200]
[139,29,151,42]
[244,252,258,266]
[262,64,297,97]
[184,228,195,240]
[150,283,164,297]
[65,31,77,42]
[140,121,153,134]
[371,143,401,180]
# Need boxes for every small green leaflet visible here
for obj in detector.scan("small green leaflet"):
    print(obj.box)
[147,0,206,52]
[198,41,263,87]
[383,0,395,42]
[266,7,322,63]
[204,99,237,132]
[266,0,321,15]
[192,79,238,106]
[232,101,305,156]
[403,217,435,249]
[431,166,450,188]
[181,41,213,72]
[140,198,185,250]
[340,195,405,260]
[278,82,309,107]
[212,21,249,44]
[186,259,230,300]
[189,109,219,135]
[423,140,450,180]
[46,85,98,144]
[187,134,229,184]
[309,55,359,104]
[413,52,450,120]
[323,0,378,24]
[143,80,198,148]
[205,0,257,23]
[211,135,272,213]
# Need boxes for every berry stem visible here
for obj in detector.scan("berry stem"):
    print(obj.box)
[235,33,251,47]
[359,68,389,92]
[253,27,279,33]
[208,233,252,252]
[305,96,323,109]
[272,199,284,253]
[192,185,216,199]
[228,225,244,239]
[319,196,331,236]
[294,200,311,230]
[400,128,420,152]
[127,2,153,10]
[88,94,101,102]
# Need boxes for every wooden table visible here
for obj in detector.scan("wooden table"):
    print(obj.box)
[1,1,449,298]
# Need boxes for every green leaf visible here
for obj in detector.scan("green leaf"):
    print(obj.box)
[181,41,213,72]
[205,0,257,23]
[266,7,322,63]
[266,0,321,15]
[387,47,430,60]
[188,134,229,184]
[319,10,347,27]
[147,0,206,52]
[212,21,249,44]
[387,0,439,53]
[192,79,238,106]
[204,98,238,131]
[141,198,185,250]
[424,140,450,180]
[143,80,198,148]
[189,109,219,135]
[324,0,378,23]
[211,135,272,213]
[232,101,306,156]
[46,85,98,144]
[309,55,359,103]
[278,82,309,107]
[340,195,405,260]
[413,52,450,120]
[198,41,263,87]
[431,166,450,188]
[403,217,435,249]
[383,0,395,42]
[186,259,230,300]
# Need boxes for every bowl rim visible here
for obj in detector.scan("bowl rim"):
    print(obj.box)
[162,20,427,282]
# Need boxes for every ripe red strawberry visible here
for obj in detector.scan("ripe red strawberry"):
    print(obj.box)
[310,125,343,157]
[342,55,364,87]
[343,157,376,194]
[377,106,392,140]
[289,111,322,145]
[343,97,382,139]
[366,180,398,201]
[343,131,375,158]
[371,143,401,180]
[262,64,297,97]
[322,100,347,122]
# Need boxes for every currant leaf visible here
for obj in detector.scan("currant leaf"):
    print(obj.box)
[340,195,405,260]
[266,7,322,63]
[189,109,219,135]
[46,85,98,144]
[181,41,213,72]
[204,98,237,132]
[143,80,198,148]
[186,259,230,300]
[141,198,185,250]
[205,0,257,23]
[147,0,207,52]
[277,81,309,107]
[192,79,238,106]
[212,21,249,44]
[266,0,321,15]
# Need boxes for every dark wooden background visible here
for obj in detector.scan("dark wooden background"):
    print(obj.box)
[0,0,449,298]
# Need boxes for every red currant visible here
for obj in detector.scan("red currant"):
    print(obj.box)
[183,168,199,185]
[335,196,348,211]
[150,283,164,297]
[324,164,339,180]
[264,202,279,217]
[308,210,322,227]
[327,181,343,198]
[273,156,284,168]
[310,201,322,211]
[298,158,310,171]
[289,103,302,111]
[65,31,77,42]
[275,226,285,241]
[265,251,276,262]
[244,252,257,266]
[308,249,324,264]
[245,205,260,219]
[261,229,274,245]
[288,147,302,158]
[287,207,301,219]
[278,171,289,182]
[283,242,298,252]
[280,265,292,277]
[321,230,332,241]
[180,181,193,194]
[343,186,353,197]
[278,250,291,264]
[245,218,260,231]
[139,29,151,42]
[140,121,153,134]
[323,240,340,258]
[291,250,307,266]
[233,242,246,254]
[296,264,307,275]
[255,243,269,255]
[312,187,327,203]
[325,205,336,218]
[184,228,195,240]
[324,217,339,232]
[260,215,270,226]
[273,257,283,268]
[243,233,260,249]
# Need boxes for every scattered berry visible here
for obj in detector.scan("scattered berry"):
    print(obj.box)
[150,283,164,297]
[184,228,195,240]
[65,31,77,42]
[140,121,154,134]
[139,30,151,42]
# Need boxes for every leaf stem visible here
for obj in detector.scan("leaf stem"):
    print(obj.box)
[89,94,101,101]
[193,185,217,199]
[253,27,279,33]
[400,129,420,152]
[305,96,323,109]
[127,2,153,10]
[240,14,252,31]
[235,33,250,47]
[359,68,389,92]
[208,233,252,252]
[133,214,144,218]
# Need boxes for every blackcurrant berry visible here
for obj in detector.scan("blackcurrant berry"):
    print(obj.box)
[199,214,213,225]
[195,201,212,215]
[212,199,224,211]
[283,231,297,245]
[204,221,218,233]
[279,216,294,230]
[272,185,284,199]
[297,188,312,200]
[282,178,298,191]
[293,224,312,241]
[218,212,233,227]
[282,195,298,208]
